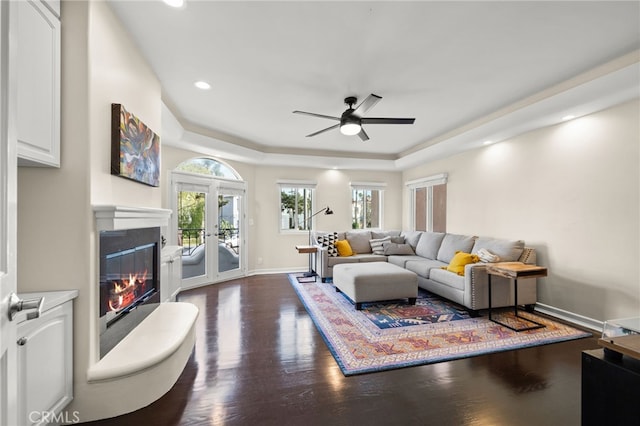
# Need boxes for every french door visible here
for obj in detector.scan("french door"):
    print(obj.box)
[171,172,246,290]
[216,183,244,280]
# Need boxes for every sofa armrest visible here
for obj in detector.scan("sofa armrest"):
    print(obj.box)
[463,259,538,310]
[312,245,330,279]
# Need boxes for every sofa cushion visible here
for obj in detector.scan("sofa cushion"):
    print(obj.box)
[387,255,424,268]
[369,236,391,255]
[444,251,479,276]
[317,232,339,257]
[371,230,401,239]
[346,231,373,254]
[401,231,423,250]
[327,254,385,267]
[429,268,466,291]
[436,234,476,263]
[383,242,415,255]
[354,254,387,263]
[472,237,525,262]
[335,240,354,257]
[405,259,448,278]
[414,231,445,260]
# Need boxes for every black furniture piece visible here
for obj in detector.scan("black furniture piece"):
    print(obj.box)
[581,348,640,426]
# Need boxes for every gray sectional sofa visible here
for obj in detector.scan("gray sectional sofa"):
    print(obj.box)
[312,230,537,315]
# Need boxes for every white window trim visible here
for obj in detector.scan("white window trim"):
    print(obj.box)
[278,180,317,234]
[406,173,448,232]
[350,182,385,230]
[405,173,448,189]
[349,181,387,190]
[277,179,317,188]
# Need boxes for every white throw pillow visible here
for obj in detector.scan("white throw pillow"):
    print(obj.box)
[369,236,391,255]
[477,248,500,263]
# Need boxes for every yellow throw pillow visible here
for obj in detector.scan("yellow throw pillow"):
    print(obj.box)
[335,239,354,257]
[444,251,480,276]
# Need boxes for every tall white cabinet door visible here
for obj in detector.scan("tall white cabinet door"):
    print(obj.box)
[1,1,19,424]
[16,0,61,167]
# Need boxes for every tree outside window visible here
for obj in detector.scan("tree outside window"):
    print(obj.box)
[280,186,313,231]
[351,188,381,229]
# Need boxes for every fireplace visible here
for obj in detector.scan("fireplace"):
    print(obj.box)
[99,227,161,357]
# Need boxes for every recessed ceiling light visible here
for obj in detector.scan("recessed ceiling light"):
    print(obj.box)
[194,81,211,90]
[562,115,576,121]
[483,140,494,145]
[163,0,185,8]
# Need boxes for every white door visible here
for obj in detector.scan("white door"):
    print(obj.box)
[215,182,246,281]
[171,172,247,289]
[1,1,18,424]
[172,172,216,289]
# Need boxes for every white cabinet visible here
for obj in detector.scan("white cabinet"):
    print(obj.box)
[161,246,183,302]
[15,0,61,167]
[16,291,76,426]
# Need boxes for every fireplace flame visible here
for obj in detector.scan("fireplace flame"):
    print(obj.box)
[107,269,148,312]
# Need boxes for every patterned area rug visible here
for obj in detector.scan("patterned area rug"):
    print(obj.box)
[288,274,591,376]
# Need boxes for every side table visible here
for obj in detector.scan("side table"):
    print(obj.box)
[485,262,548,332]
[295,245,317,282]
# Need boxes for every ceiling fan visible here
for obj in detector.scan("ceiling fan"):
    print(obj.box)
[293,94,415,141]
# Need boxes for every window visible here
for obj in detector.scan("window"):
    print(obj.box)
[350,182,385,229]
[175,157,240,180]
[407,174,447,232]
[278,181,315,231]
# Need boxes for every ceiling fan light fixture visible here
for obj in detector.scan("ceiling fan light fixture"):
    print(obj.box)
[340,113,361,135]
[340,122,361,136]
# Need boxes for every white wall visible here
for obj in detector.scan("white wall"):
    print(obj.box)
[18,1,165,420]
[251,166,403,273]
[403,99,640,321]
[161,145,404,274]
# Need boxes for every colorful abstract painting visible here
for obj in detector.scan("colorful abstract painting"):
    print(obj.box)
[111,103,160,187]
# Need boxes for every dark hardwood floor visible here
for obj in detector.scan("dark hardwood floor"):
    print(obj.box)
[84,274,598,426]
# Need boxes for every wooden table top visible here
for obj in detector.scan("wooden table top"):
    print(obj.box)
[295,245,317,254]
[485,262,548,279]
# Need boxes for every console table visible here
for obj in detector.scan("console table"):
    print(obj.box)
[486,262,547,332]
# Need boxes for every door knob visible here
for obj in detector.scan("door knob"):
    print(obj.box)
[8,293,44,321]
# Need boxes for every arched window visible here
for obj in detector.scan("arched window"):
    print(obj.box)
[175,157,241,180]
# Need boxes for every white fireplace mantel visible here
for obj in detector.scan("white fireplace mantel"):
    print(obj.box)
[93,205,172,231]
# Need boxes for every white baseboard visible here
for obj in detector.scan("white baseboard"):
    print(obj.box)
[247,267,306,276]
[535,302,603,332]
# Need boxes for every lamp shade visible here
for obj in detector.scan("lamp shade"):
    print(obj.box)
[340,114,361,136]
[340,123,361,136]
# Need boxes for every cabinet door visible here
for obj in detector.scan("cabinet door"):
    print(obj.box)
[17,302,73,426]
[161,257,170,302]
[16,0,61,167]
[170,254,183,300]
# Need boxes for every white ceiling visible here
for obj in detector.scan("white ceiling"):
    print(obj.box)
[107,1,640,170]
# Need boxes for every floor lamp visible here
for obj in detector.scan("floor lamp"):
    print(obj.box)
[304,206,333,277]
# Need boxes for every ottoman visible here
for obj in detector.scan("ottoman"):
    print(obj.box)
[333,262,418,310]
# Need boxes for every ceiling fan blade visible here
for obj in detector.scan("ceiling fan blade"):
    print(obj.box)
[352,94,382,117]
[293,110,340,121]
[306,124,340,137]
[357,127,370,142]
[361,117,415,125]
